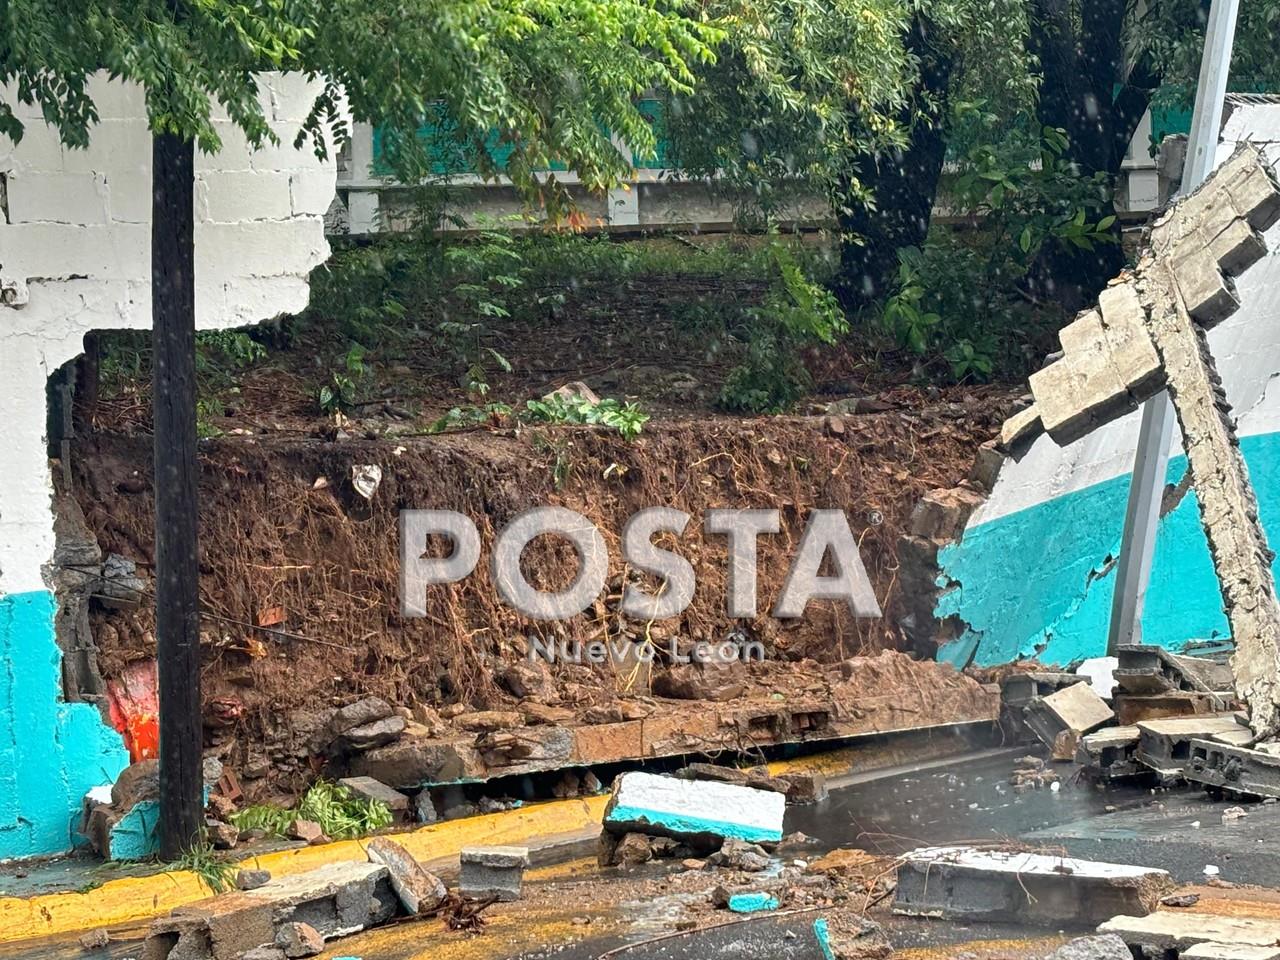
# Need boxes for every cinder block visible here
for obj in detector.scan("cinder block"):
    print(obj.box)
[1097,284,1164,400]
[1135,714,1245,777]
[1078,726,1143,779]
[1186,737,1280,799]
[459,845,530,902]
[1030,344,1133,446]
[4,172,110,224]
[893,846,1173,926]
[143,862,397,960]
[1208,218,1268,275]
[1022,681,1115,748]
[1171,246,1239,326]
[196,170,293,223]
[1058,309,1106,355]
[1224,161,1280,232]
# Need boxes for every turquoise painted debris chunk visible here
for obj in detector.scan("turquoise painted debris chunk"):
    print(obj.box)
[728,892,779,913]
[603,771,786,845]
[813,917,836,960]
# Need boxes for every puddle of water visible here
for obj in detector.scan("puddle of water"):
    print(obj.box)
[784,753,1153,857]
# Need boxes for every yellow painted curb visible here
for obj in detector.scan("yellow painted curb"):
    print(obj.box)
[0,795,607,944]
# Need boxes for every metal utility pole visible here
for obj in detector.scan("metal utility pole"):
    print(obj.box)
[152,130,204,859]
[1107,0,1240,655]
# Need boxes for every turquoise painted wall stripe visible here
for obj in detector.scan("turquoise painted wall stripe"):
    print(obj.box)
[0,590,129,861]
[605,803,784,844]
[937,433,1280,668]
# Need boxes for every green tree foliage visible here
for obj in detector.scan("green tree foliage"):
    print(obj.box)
[1,0,720,210]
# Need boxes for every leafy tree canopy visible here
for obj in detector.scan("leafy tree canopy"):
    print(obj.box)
[1,0,721,203]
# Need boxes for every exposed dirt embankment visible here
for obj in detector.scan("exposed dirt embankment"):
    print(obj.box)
[71,400,1009,792]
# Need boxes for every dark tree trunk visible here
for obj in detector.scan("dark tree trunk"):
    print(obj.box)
[835,16,955,313]
[1028,0,1158,311]
[151,131,203,860]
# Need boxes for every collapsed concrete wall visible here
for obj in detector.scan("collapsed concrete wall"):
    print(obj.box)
[0,74,339,860]
[907,101,1280,671]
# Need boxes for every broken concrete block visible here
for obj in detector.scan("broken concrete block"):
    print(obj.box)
[1045,934,1133,960]
[143,862,396,960]
[1097,284,1164,400]
[1030,342,1133,446]
[338,776,409,813]
[893,846,1173,926]
[1098,912,1280,955]
[908,486,987,541]
[459,845,529,901]
[1022,681,1115,749]
[1171,246,1239,326]
[1000,403,1043,449]
[1184,944,1280,960]
[412,790,438,824]
[1115,644,1235,696]
[1078,726,1143,779]
[603,771,786,846]
[1186,736,1280,799]
[274,922,323,959]
[1001,673,1083,743]
[1135,714,1246,778]
[1208,218,1268,275]
[1115,691,1227,725]
[777,772,828,805]
[366,837,447,914]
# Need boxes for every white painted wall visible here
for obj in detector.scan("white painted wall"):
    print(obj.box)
[0,72,340,596]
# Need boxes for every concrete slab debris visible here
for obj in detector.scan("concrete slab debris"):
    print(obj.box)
[1136,714,1246,778]
[1116,692,1228,725]
[1183,944,1280,960]
[1186,736,1280,799]
[1023,682,1115,749]
[141,861,397,960]
[365,837,446,915]
[603,771,786,846]
[1000,673,1085,743]
[1115,645,1235,697]
[1044,934,1133,960]
[1098,912,1280,953]
[892,845,1174,926]
[1078,726,1144,779]
[459,845,530,902]
[337,776,409,813]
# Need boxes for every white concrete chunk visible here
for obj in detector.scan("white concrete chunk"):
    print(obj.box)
[1099,912,1280,951]
[1184,943,1280,960]
[604,771,786,845]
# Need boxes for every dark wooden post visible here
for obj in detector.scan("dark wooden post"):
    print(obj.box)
[151,131,203,859]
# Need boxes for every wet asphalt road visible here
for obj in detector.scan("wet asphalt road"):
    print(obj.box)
[8,750,1276,960]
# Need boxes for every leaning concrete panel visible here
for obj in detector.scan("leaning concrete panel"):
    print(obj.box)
[926,102,1280,672]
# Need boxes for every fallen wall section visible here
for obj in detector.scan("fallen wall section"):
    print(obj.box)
[909,102,1280,671]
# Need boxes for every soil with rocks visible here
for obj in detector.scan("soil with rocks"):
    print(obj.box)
[61,271,1019,800]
